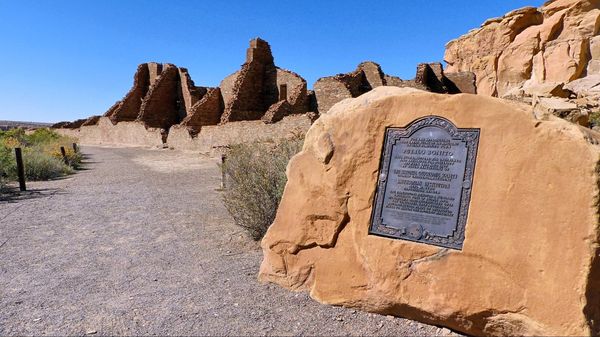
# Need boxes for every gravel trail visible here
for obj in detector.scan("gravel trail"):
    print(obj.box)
[0,146,458,336]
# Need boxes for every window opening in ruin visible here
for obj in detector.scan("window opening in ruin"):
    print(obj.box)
[279,84,287,101]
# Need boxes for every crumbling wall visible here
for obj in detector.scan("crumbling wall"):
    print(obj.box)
[220,38,310,123]
[137,64,182,130]
[58,37,483,151]
[179,87,224,136]
[178,68,207,121]
[81,115,101,126]
[168,114,311,154]
[275,68,308,114]
[220,38,275,122]
[106,63,151,124]
[52,118,88,129]
[314,61,476,114]
[359,61,385,88]
[56,117,163,147]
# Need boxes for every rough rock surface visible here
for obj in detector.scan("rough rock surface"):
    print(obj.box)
[445,0,600,97]
[167,115,311,154]
[137,64,184,130]
[219,38,308,123]
[178,87,224,136]
[314,62,474,114]
[81,115,101,127]
[105,63,152,124]
[313,62,402,114]
[259,87,600,336]
[55,117,163,147]
[51,118,88,129]
[104,62,211,132]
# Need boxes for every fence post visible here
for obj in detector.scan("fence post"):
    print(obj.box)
[60,146,68,165]
[221,154,227,190]
[72,143,78,153]
[14,148,26,191]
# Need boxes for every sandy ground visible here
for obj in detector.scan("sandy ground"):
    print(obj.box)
[0,146,460,336]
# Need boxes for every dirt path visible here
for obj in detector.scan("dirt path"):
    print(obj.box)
[0,146,457,336]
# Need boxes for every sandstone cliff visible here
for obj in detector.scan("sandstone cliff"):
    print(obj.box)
[445,0,600,100]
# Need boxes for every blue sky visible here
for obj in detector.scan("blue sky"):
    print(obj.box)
[0,0,545,123]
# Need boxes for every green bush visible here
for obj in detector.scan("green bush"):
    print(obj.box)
[222,136,304,240]
[20,150,73,180]
[0,128,80,182]
[25,128,61,145]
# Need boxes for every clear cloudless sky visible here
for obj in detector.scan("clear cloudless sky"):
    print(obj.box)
[0,0,545,122]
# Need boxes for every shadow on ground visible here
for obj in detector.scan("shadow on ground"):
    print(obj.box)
[0,187,66,203]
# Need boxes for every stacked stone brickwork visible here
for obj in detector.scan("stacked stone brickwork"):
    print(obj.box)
[219,38,309,123]
[101,62,211,133]
[313,61,475,114]
[105,64,152,123]
[51,118,88,129]
[81,115,101,126]
[55,37,477,149]
[137,64,183,130]
[178,88,224,136]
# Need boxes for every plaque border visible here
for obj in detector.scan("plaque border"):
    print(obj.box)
[368,116,480,250]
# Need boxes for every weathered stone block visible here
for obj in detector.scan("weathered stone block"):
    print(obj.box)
[445,71,477,94]
[179,87,224,135]
[137,64,181,130]
[259,87,600,336]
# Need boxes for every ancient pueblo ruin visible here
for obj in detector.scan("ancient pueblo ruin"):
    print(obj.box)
[48,0,600,335]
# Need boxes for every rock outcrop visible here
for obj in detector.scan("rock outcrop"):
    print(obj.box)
[259,86,600,336]
[445,0,600,99]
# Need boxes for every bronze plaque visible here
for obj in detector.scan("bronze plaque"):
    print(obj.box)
[369,116,480,250]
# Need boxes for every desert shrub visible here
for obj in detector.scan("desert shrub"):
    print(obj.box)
[590,110,600,128]
[222,135,304,240]
[0,128,80,182]
[16,149,72,181]
[0,140,15,181]
[25,128,61,145]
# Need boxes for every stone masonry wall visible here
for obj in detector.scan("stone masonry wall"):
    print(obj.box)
[179,87,224,136]
[137,64,183,130]
[106,63,151,124]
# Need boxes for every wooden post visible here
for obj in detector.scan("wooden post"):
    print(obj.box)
[14,148,26,191]
[60,146,68,165]
[221,154,227,189]
[72,143,78,153]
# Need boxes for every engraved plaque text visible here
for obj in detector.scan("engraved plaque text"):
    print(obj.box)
[369,116,480,250]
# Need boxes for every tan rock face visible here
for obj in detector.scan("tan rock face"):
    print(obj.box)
[445,0,600,97]
[259,87,600,336]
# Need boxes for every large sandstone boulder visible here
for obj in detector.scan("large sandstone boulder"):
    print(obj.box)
[259,87,600,336]
[445,0,600,97]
